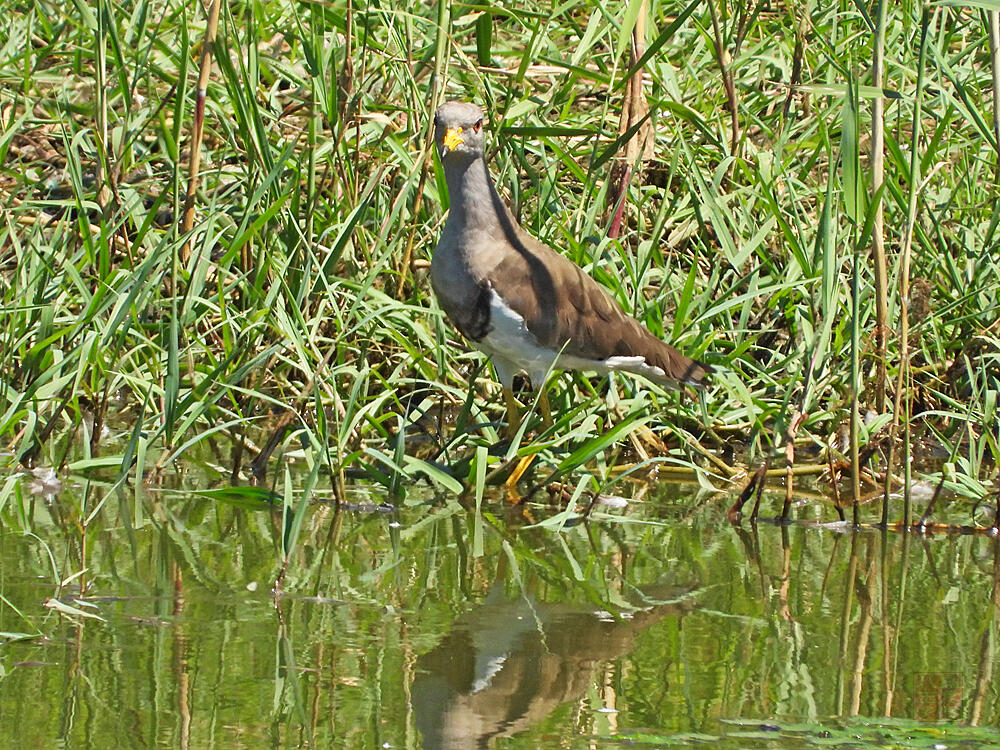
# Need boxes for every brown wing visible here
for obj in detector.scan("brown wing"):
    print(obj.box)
[484,219,712,388]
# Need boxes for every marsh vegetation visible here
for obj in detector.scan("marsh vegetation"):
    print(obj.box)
[2,0,1000,515]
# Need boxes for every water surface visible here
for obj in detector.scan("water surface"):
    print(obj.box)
[2,475,999,748]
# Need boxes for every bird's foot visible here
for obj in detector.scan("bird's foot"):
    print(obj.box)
[630,423,668,458]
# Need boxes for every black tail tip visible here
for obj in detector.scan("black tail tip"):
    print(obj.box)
[684,359,714,389]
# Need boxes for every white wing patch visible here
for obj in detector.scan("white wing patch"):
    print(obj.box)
[475,288,670,389]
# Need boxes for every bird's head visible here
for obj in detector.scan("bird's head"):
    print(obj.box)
[434,101,486,161]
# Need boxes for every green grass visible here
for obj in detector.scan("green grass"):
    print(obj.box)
[1,0,999,522]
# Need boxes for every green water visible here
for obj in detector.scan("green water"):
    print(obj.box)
[2,476,1000,749]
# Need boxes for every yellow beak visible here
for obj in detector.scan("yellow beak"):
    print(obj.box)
[442,126,464,152]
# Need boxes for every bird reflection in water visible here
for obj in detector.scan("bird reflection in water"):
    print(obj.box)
[412,582,695,750]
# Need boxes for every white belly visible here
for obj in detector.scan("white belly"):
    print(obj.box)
[477,289,669,389]
[476,289,558,388]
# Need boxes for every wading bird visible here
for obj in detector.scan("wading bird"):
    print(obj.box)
[430,101,712,484]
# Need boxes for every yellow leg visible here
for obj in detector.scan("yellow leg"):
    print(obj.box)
[538,388,553,429]
[502,386,549,496]
[503,387,522,441]
[504,453,537,493]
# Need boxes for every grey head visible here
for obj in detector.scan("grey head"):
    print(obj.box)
[433,101,486,161]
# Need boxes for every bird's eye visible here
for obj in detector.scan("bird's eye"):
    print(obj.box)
[473,118,483,132]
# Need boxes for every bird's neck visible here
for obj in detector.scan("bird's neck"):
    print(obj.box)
[442,155,506,239]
